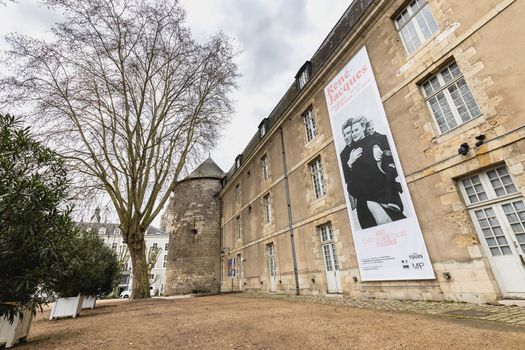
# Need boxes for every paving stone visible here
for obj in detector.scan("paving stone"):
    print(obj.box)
[235,293,525,327]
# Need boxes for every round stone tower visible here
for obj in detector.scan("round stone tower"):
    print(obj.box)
[164,158,224,295]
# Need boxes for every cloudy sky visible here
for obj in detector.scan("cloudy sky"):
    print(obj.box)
[0,0,352,172]
[0,0,352,223]
[180,0,353,171]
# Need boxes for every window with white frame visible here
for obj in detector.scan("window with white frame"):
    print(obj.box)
[164,243,168,251]
[113,227,120,235]
[263,194,272,224]
[310,157,327,199]
[120,275,130,285]
[152,243,158,249]
[261,154,269,181]
[303,108,317,143]
[318,224,339,271]
[163,254,167,268]
[459,165,525,257]
[235,215,242,239]
[98,227,107,235]
[297,68,309,90]
[395,0,439,54]
[234,183,241,204]
[421,61,481,134]
[111,243,118,251]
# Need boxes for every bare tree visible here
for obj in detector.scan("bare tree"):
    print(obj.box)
[1,0,238,298]
[146,245,162,274]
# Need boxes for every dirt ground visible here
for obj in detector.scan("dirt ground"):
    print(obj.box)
[16,294,525,349]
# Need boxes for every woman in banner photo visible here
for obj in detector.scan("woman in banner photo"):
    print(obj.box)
[339,116,405,229]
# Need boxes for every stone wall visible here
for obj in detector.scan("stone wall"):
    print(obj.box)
[218,0,525,303]
[165,178,222,295]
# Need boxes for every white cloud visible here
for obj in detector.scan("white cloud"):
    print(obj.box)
[1,0,354,223]
[0,0,62,51]
[178,0,353,171]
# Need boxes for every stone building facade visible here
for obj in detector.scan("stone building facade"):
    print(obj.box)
[216,0,525,304]
[164,158,223,295]
[82,222,168,296]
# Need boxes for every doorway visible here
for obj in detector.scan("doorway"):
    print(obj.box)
[267,243,277,292]
[459,166,525,298]
[319,224,342,294]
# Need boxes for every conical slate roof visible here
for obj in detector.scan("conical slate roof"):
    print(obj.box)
[185,157,224,180]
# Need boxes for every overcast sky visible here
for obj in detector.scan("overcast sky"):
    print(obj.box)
[0,0,352,223]
[0,0,352,171]
[180,0,353,171]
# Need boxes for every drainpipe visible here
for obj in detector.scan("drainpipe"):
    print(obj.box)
[279,127,300,295]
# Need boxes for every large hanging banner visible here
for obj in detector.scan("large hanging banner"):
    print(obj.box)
[324,46,435,281]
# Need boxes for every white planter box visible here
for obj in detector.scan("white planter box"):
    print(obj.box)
[0,309,33,348]
[81,295,97,309]
[49,295,84,320]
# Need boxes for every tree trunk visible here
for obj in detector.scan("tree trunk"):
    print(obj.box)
[128,238,150,299]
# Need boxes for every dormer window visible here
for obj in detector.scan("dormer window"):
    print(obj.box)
[259,118,268,138]
[235,154,242,170]
[295,61,312,91]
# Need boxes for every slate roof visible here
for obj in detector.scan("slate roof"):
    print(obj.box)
[185,157,224,180]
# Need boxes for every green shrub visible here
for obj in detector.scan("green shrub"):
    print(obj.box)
[0,114,76,322]
[51,231,120,298]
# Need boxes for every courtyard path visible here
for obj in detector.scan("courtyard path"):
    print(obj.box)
[238,293,525,326]
[16,294,525,349]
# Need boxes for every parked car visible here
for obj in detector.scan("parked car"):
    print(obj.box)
[119,287,154,298]
[120,290,132,298]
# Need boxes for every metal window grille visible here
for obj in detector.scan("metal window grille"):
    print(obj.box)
[395,0,438,54]
[310,158,326,199]
[421,62,481,133]
[303,109,317,142]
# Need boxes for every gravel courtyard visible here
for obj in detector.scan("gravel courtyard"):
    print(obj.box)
[18,294,525,349]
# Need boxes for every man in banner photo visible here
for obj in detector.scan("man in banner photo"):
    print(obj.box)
[340,116,406,229]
